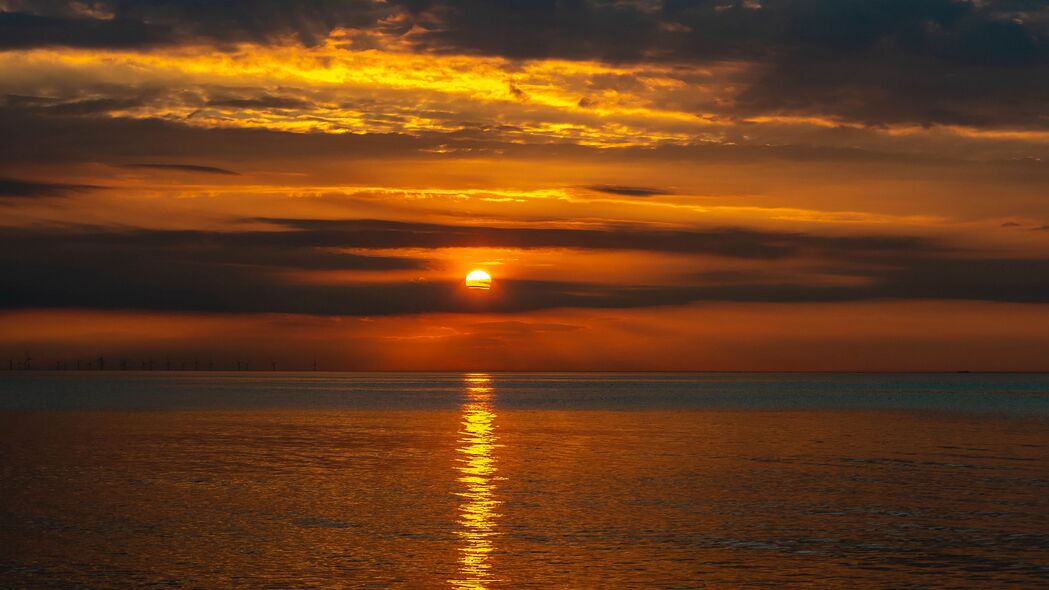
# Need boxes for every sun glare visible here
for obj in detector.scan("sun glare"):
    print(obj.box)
[465,270,492,291]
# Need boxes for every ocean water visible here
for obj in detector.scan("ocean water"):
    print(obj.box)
[0,372,1047,588]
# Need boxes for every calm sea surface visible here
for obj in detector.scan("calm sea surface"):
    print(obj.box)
[1,372,1047,588]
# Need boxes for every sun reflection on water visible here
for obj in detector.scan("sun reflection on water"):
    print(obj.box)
[451,373,501,589]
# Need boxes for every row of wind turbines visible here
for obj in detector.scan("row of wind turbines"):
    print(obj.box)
[7,353,319,372]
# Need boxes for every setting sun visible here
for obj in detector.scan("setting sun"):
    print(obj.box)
[465,270,492,291]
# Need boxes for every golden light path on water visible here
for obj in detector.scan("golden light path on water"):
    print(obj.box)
[451,374,501,589]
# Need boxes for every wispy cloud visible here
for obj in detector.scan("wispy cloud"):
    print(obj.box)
[586,185,668,197]
[0,177,100,198]
[121,163,240,175]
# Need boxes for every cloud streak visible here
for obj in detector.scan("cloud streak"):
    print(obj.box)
[0,176,100,198]
[121,163,240,175]
[586,185,669,197]
[257,218,941,260]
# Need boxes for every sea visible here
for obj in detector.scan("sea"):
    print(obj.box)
[1,372,1047,588]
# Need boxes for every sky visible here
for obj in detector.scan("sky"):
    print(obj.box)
[2,0,1049,371]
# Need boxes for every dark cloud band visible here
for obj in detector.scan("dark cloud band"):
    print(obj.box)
[121,163,240,175]
[1,219,1046,316]
[0,177,100,198]
[586,185,668,197]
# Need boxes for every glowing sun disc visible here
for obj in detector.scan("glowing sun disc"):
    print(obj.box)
[465,270,492,290]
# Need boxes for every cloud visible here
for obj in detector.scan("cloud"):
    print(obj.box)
[0,176,100,198]
[586,184,669,197]
[3,2,1047,129]
[0,11,174,49]
[2,218,1045,316]
[2,101,1031,176]
[393,0,664,62]
[121,163,240,175]
[0,224,428,270]
[206,95,314,110]
[392,0,1049,128]
[1000,221,1049,231]
[258,217,940,261]
[0,106,446,166]
[0,1,384,48]
[3,94,153,116]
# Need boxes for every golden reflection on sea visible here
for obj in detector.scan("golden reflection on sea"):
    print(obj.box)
[450,373,501,589]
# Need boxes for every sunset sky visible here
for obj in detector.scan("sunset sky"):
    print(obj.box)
[3,0,1049,370]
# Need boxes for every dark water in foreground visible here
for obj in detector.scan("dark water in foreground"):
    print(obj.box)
[1,373,1047,588]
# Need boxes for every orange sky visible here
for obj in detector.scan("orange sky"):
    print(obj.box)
[2,1,1049,370]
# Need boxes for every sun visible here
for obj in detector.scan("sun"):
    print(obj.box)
[465,269,492,291]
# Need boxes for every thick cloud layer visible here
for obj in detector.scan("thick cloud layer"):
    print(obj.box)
[1,1,1047,128]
